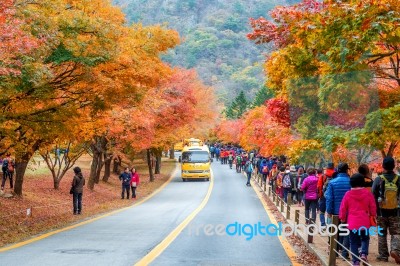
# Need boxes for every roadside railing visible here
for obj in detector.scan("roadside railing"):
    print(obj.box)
[250,171,371,266]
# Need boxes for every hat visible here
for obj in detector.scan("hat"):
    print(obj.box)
[382,156,395,171]
[337,163,350,173]
[290,165,296,172]
[327,162,334,169]
[350,173,365,188]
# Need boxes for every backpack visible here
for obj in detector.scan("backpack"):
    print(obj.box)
[8,161,14,172]
[262,166,269,174]
[380,175,399,209]
[246,163,252,173]
[282,174,291,188]
[1,159,8,172]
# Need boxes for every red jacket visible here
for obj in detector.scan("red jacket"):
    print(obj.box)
[339,188,377,230]
[130,172,140,187]
[317,174,326,198]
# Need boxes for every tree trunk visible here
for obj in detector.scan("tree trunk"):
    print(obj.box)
[14,141,41,196]
[88,150,99,190]
[147,149,154,182]
[113,156,120,174]
[155,156,161,174]
[14,159,30,196]
[54,179,60,190]
[169,146,175,159]
[102,155,112,182]
[94,153,103,184]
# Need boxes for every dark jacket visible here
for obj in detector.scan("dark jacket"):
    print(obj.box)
[119,172,131,186]
[72,174,85,194]
[289,172,297,190]
[372,171,400,217]
[325,173,351,215]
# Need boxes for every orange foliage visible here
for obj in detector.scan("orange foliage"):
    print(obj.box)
[216,120,243,144]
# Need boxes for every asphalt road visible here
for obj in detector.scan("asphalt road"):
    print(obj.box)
[0,159,292,266]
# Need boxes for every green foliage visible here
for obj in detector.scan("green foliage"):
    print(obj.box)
[225,91,249,119]
[253,86,275,107]
[45,44,106,66]
[117,0,283,103]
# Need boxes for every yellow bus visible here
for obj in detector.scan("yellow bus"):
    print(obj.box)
[174,142,184,151]
[181,145,212,182]
[183,138,203,147]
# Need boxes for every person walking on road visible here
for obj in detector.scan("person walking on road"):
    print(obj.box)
[71,167,85,215]
[260,159,269,184]
[358,164,373,192]
[228,152,234,169]
[301,167,319,224]
[130,168,140,200]
[296,167,307,207]
[236,154,242,173]
[119,167,131,199]
[339,173,377,266]
[245,161,253,187]
[282,167,292,204]
[372,156,400,263]
[289,165,298,204]
[325,162,351,260]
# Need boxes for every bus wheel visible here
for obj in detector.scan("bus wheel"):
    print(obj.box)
[182,178,187,182]
[205,178,210,182]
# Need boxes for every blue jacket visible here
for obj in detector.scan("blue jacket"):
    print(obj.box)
[259,160,268,173]
[119,172,131,186]
[324,173,351,215]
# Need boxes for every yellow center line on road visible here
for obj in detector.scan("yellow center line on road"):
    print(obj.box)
[0,165,180,253]
[248,173,302,266]
[134,169,214,266]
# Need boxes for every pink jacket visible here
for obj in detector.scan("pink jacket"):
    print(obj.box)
[301,175,318,200]
[130,172,140,187]
[339,188,377,230]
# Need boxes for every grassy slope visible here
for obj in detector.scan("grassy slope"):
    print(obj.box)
[0,155,177,247]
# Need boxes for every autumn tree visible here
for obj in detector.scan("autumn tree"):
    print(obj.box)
[248,0,400,159]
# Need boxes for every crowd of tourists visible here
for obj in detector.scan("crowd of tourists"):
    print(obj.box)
[210,143,400,266]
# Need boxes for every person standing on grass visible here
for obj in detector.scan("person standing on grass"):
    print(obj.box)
[71,167,85,215]
[372,156,400,263]
[339,173,377,266]
[325,162,351,260]
[1,153,14,191]
[119,167,131,199]
[301,167,319,225]
[130,168,140,200]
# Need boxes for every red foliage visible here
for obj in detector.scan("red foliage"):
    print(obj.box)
[0,0,40,76]
[247,0,323,47]
[265,98,291,128]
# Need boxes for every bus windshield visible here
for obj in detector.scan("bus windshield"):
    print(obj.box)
[182,151,209,163]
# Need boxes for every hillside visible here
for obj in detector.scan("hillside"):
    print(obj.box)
[114,0,296,103]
